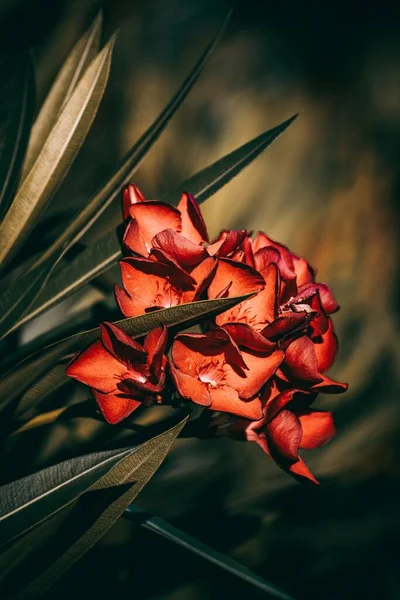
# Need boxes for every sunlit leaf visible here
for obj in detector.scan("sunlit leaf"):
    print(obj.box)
[15,115,297,330]
[0,294,253,409]
[13,418,187,598]
[125,506,296,600]
[0,55,35,220]
[21,12,103,177]
[0,35,115,266]
[0,447,136,548]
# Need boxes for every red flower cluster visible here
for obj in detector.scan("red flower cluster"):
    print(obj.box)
[66,184,347,483]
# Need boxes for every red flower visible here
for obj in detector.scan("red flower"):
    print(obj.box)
[212,382,336,484]
[123,189,209,257]
[170,327,284,419]
[114,255,216,318]
[66,322,167,424]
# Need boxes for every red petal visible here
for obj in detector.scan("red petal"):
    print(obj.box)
[225,349,284,399]
[222,323,276,352]
[172,330,245,374]
[308,291,329,338]
[209,386,263,420]
[288,457,319,484]
[122,184,145,220]
[266,409,302,462]
[208,230,247,257]
[292,256,316,286]
[100,322,146,363]
[152,228,208,268]
[92,389,142,424]
[177,192,208,243]
[118,374,165,395]
[298,410,336,449]
[263,388,303,421]
[149,248,197,288]
[310,375,348,393]
[66,341,126,393]
[254,246,296,282]
[314,318,338,372]
[115,258,183,317]
[169,361,211,406]
[283,336,323,383]
[262,312,310,340]
[124,201,181,256]
[144,326,168,378]
[183,256,217,301]
[297,282,339,314]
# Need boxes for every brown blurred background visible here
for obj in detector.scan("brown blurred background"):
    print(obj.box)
[1,0,400,598]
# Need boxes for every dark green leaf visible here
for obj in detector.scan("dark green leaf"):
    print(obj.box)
[0,447,136,548]
[14,418,187,599]
[0,35,115,266]
[0,294,253,409]
[0,55,35,220]
[21,12,103,178]
[14,114,297,330]
[125,506,296,600]
[159,114,298,206]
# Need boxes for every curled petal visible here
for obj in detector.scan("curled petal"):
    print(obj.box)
[208,230,248,257]
[169,362,211,406]
[182,256,217,302]
[310,374,348,394]
[122,184,145,220]
[100,322,146,364]
[262,312,311,341]
[209,386,263,420]
[266,409,302,462]
[298,410,336,449]
[152,228,208,269]
[92,389,142,425]
[66,341,127,393]
[283,336,323,383]
[144,326,168,378]
[297,282,339,314]
[124,201,181,256]
[292,256,316,286]
[177,192,208,243]
[308,291,329,338]
[254,246,296,282]
[117,374,165,396]
[263,388,304,421]
[222,323,275,352]
[314,318,338,372]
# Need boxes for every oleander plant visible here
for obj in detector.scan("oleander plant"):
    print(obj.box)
[0,12,347,600]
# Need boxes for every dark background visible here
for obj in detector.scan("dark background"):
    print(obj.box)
[1,0,399,599]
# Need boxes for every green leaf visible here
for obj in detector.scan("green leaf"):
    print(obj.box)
[0,447,137,548]
[13,114,297,331]
[21,12,103,178]
[125,506,296,600]
[0,55,35,220]
[0,294,253,409]
[13,418,187,599]
[32,12,231,269]
[0,34,115,266]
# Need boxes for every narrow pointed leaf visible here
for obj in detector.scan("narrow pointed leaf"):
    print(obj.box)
[0,447,136,548]
[14,418,187,599]
[0,55,35,220]
[125,506,296,600]
[14,115,297,330]
[33,12,231,270]
[159,114,298,206]
[22,12,103,177]
[0,294,253,409]
[0,35,115,266]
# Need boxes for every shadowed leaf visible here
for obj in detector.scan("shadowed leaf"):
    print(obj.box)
[0,55,35,220]
[0,35,115,266]
[125,505,296,600]
[13,418,187,599]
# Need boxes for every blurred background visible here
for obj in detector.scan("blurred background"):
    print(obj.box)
[1,0,399,598]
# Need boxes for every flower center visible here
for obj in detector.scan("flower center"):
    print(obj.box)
[153,279,182,308]
[197,359,225,388]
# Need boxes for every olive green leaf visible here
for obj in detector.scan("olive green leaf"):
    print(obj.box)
[21,11,103,178]
[0,34,115,266]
